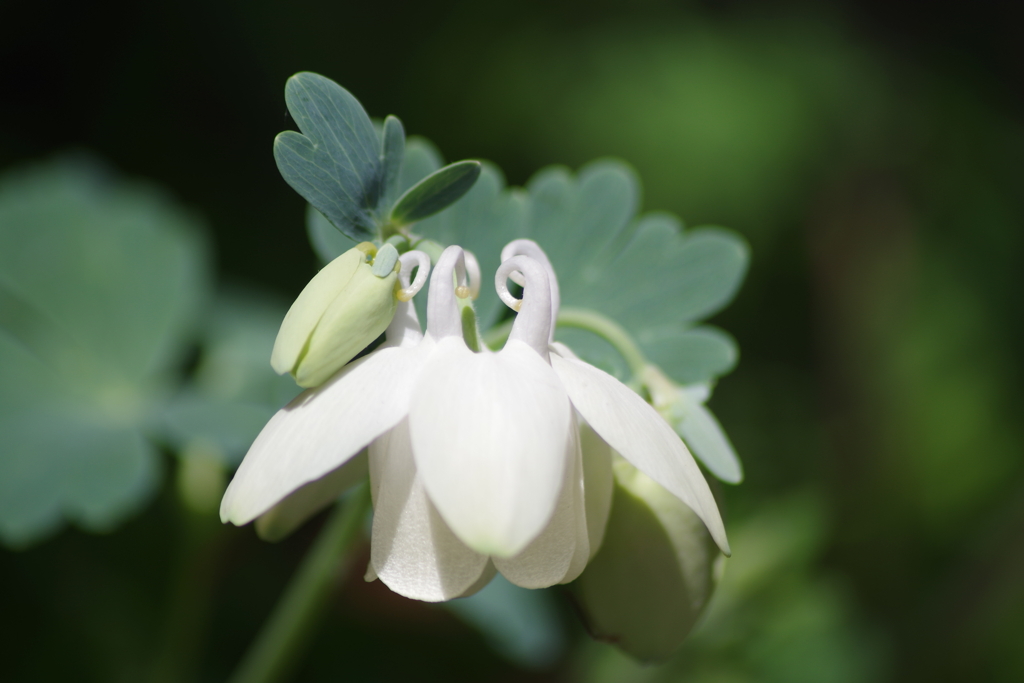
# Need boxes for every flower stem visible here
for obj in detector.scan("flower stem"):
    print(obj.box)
[482,307,649,378]
[555,307,648,377]
[227,484,371,683]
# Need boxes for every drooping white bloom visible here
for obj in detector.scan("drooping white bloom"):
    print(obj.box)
[370,248,592,598]
[498,240,730,556]
[221,245,594,602]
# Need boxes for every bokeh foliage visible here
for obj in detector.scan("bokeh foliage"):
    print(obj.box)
[2,1,1023,682]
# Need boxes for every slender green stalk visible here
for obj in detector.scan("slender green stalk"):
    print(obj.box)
[482,307,649,378]
[148,512,225,683]
[556,307,648,377]
[228,484,371,683]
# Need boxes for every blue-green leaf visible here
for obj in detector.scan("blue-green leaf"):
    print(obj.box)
[390,160,482,226]
[640,325,738,384]
[525,160,640,277]
[445,575,565,669]
[274,72,382,242]
[380,115,406,210]
[306,137,444,265]
[161,291,299,466]
[0,157,210,547]
[399,136,443,194]
[306,204,355,264]
[0,410,161,547]
[522,161,748,383]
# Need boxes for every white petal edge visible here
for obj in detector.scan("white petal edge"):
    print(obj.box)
[220,341,432,525]
[369,418,489,602]
[410,337,572,557]
[677,400,743,484]
[494,414,587,588]
[579,419,614,558]
[254,450,368,542]
[550,353,730,555]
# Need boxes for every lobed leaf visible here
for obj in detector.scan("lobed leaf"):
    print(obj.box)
[274,72,382,242]
[520,162,748,383]
[640,324,738,384]
[0,157,210,547]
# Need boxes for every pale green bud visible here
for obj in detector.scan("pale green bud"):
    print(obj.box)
[573,456,723,662]
[271,242,400,388]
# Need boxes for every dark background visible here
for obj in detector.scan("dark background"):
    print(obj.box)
[2,1,1023,681]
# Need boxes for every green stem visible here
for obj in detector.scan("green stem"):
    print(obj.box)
[227,484,371,683]
[148,512,225,683]
[482,307,649,378]
[556,307,648,377]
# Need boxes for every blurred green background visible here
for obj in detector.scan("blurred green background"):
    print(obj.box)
[2,0,1023,681]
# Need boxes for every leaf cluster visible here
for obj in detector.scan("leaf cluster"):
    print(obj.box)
[294,73,749,388]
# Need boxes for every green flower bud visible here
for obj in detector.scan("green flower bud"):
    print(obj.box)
[271,242,401,388]
[573,456,724,662]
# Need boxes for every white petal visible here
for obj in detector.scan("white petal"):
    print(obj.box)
[453,561,497,598]
[254,451,368,542]
[410,337,572,557]
[369,419,488,602]
[677,399,743,484]
[220,342,431,525]
[494,415,587,588]
[549,341,580,361]
[579,420,614,558]
[550,354,730,555]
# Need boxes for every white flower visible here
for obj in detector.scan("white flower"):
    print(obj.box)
[498,240,731,556]
[221,246,593,601]
[370,248,591,598]
[221,238,729,606]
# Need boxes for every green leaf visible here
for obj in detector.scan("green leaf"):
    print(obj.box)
[0,410,161,547]
[306,137,443,265]
[0,160,208,388]
[674,387,743,484]
[525,160,640,277]
[554,327,630,381]
[445,575,565,668]
[380,115,406,210]
[162,393,278,464]
[390,160,482,226]
[0,157,210,547]
[274,72,382,242]
[399,136,443,193]
[521,161,748,383]
[306,203,355,264]
[161,291,300,465]
[640,325,738,384]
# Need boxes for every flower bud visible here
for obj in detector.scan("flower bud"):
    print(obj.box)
[573,456,723,662]
[271,242,400,388]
